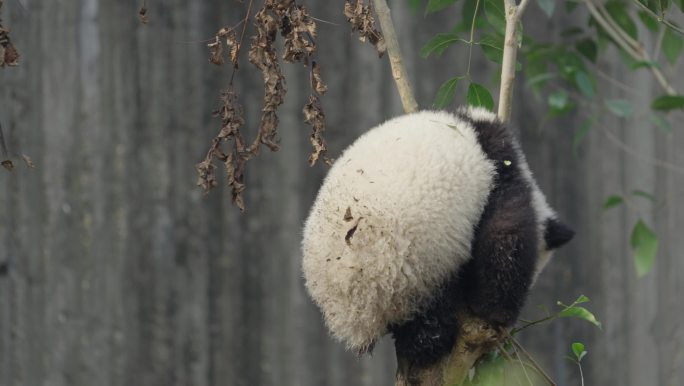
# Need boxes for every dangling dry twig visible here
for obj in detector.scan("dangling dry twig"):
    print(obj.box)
[197,88,248,209]
[343,0,386,57]
[199,0,329,209]
[138,1,149,24]
[303,93,326,166]
[311,61,327,94]
[0,0,20,68]
[248,6,286,153]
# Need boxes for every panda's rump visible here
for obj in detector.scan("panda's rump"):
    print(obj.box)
[302,111,496,351]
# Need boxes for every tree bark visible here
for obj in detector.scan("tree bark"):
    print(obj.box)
[394,313,503,386]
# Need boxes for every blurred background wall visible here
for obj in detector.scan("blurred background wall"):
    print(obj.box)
[0,1,682,385]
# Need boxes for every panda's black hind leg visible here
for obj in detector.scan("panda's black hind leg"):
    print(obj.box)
[463,183,538,327]
[390,272,462,368]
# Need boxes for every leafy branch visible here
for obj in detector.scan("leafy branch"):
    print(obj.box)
[568,343,588,386]
[630,0,684,36]
[512,295,602,335]
[582,0,676,95]
[460,296,600,386]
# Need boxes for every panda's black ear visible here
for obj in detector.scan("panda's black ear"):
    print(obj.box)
[544,218,575,250]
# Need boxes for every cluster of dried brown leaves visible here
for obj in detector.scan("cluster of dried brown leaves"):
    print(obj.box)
[343,0,386,57]
[196,89,247,206]
[197,0,329,211]
[0,0,19,68]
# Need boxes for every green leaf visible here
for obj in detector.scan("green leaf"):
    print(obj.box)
[637,11,660,32]
[426,0,459,14]
[479,34,504,63]
[603,195,624,209]
[632,190,656,202]
[408,0,423,12]
[650,115,672,133]
[663,28,683,65]
[573,119,591,155]
[638,0,659,13]
[420,33,462,57]
[558,306,602,328]
[548,90,570,112]
[651,95,684,111]
[574,71,595,98]
[484,0,506,33]
[525,44,555,93]
[576,38,598,62]
[526,73,556,89]
[574,294,590,304]
[433,77,461,108]
[556,51,588,80]
[605,1,638,40]
[536,0,556,17]
[466,83,495,111]
[605,99,633,117]
[572,342,587,362]
[565,0,579,12]
[471,351,505,385]
[515,20,524,48]
[631,219,658,277]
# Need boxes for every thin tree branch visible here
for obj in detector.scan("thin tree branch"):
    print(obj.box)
[510,313,557,334]
[465,0,482,77]
[594,0,641,52]
[230,0,254,85]
[511,343,535,385]
[583,0,639,56]
[497,0,531,122]
[507,333,557,386]
[371,0,418,113]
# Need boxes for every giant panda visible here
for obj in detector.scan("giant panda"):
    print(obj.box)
[301,107,574,366]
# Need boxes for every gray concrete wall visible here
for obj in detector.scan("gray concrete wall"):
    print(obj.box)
[0,1,682,385]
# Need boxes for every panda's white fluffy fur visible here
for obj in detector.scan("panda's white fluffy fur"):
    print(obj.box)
[301,108,554,352]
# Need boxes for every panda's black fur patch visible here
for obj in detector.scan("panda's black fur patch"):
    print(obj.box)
[391,111,539,369]
[390,269,463,368]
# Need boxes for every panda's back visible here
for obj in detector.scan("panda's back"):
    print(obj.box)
[302,110,496,352]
